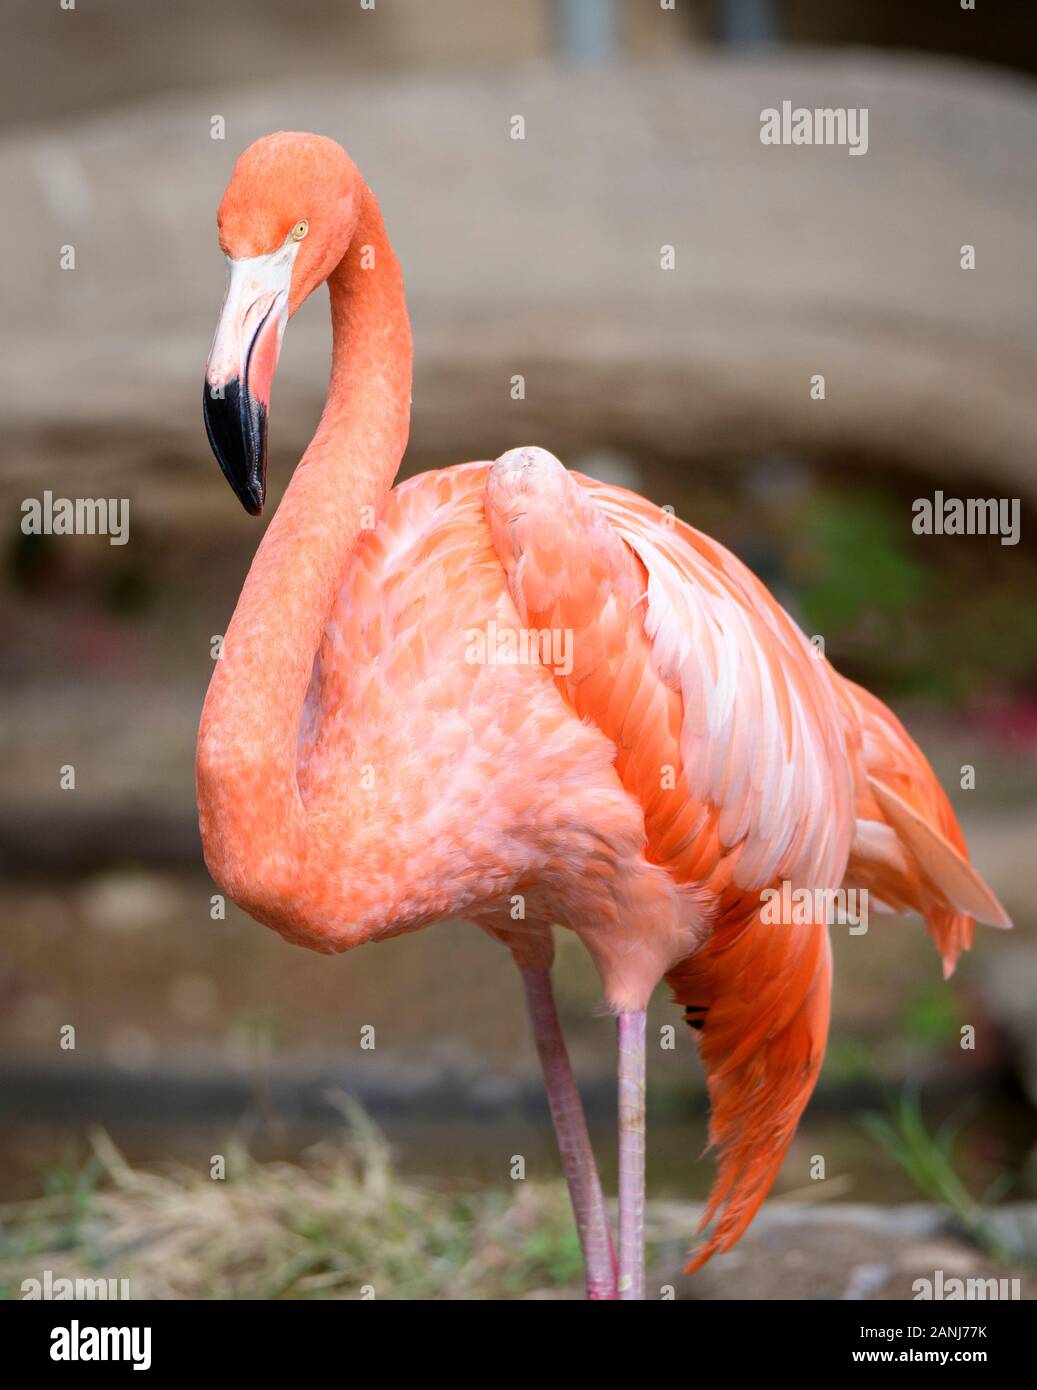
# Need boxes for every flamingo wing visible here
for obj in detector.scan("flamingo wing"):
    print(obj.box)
[485,447,856,1268]
[836,676,1011,978]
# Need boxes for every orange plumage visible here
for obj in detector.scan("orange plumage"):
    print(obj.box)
[197,132,1010,1298]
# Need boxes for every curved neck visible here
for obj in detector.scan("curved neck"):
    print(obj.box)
[197,182,412,933]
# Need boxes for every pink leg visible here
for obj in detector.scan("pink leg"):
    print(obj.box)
[617,1009,646,1300]
[521,967,617,1300]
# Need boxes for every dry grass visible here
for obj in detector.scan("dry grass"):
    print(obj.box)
[0,1101,586,1300]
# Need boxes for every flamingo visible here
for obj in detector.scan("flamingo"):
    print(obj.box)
[198,131,1012,1301]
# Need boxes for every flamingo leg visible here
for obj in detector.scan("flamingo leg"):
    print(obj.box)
[617,1008,647,1300]
[520,967,617,1299]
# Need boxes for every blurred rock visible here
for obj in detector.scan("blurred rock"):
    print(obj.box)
[2,56,1036,519]
[105,1025,160,1073]
[80,870,181,933]
[984,944,1037,1107]
[646,1201,1037,1299]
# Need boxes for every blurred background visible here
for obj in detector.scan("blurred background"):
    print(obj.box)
[2,0,1036,1298]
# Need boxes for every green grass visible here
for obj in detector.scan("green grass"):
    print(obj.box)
[861,1088,1016,1260]
[0,1105,585,1300]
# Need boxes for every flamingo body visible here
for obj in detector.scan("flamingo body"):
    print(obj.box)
[196,132,1010,1289]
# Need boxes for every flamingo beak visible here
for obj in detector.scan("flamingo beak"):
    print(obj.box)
[203,245,297,515]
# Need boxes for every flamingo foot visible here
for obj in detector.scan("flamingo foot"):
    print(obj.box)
[521,967,617,1299]
[617,1008,647,1300]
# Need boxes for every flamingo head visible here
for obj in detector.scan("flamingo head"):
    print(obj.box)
[203,132,359,514]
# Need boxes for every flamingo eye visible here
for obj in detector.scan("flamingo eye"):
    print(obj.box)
[290,219,309,242]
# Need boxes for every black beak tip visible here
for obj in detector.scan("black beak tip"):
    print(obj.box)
[203,376,268,517]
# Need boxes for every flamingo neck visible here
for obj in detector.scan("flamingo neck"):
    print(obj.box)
[196,183,412,938]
